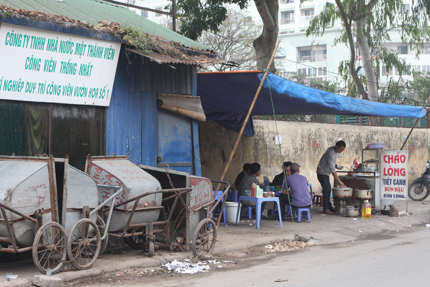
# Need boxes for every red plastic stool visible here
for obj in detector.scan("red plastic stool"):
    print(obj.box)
[313,194,322,206]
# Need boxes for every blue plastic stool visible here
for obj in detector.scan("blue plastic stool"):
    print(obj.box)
[293,208,311,223]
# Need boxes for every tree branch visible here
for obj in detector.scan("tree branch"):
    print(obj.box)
[335,0,367,97]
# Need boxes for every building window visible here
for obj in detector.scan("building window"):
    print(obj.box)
[398,46,408,54]
[298,45,326,62]
[423,65,430,73]
[308,68,317,76]
[281,11,294,24]
[0,101,105,170]
[318,67,327,76]
[412,65,421,72]
[280,0,294,3]
[381,66,387,76]
[301,8,314,22]
[399,4,410,14]
[299,49,314,62]
[298,68,307,75]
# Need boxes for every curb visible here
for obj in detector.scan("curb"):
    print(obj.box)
[30,252,190,287]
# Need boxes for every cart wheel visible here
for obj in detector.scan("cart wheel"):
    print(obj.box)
[147,237,155,257]
[67,218,101,270]
[96,215,108,254]
[124,235,147,250]
[32,222,67,274]
[192,218,217,257]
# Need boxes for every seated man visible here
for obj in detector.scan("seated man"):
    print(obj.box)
[271,161,292,187]
[280,163,312,219]
[234,163,251,190]
[239,163,263,206]
[239,162,273,218]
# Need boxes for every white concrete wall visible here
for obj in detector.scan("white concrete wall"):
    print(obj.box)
[199,120,429,194]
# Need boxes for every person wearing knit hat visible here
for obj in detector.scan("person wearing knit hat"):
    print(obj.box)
[280,163,312,220]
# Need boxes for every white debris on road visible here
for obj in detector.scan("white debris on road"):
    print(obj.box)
[163,259,210,274]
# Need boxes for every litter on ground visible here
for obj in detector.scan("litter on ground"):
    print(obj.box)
[265,240,310,253]
[163,259,210,274]
[0,273,18,282]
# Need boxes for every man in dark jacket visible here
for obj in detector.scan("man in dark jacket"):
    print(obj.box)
[271,161,292,187]
[234,163,251,190]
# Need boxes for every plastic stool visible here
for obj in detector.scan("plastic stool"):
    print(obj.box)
[313,194,322,206]
[293,208,311,223]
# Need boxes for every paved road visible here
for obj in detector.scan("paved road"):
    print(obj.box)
[77,226,430,287]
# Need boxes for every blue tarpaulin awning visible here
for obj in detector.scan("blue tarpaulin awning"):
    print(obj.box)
[197,71,426,135]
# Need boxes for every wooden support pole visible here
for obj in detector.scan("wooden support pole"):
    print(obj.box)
[213,41,281,198]
[400,96,430,150]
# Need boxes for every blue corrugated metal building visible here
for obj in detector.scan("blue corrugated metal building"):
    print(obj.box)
[0,0,217,175]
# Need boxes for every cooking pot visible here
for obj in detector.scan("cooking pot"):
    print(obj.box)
[355,189,372,199]
[332,187,353,198]
[347,206,359,217]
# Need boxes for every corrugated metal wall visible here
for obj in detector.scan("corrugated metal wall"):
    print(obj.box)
[106,49,201,174]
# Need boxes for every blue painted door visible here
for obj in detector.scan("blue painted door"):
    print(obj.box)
[157,109,193,173]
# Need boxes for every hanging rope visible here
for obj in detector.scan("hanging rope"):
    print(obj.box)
[266,75,294,223]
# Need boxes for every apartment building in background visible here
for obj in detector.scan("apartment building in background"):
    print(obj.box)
[277,0,430,87]
[118,0,429,88]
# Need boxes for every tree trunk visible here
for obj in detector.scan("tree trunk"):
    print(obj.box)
[355,18,378,102]
[355,17,381,125]
[253,0,279,72]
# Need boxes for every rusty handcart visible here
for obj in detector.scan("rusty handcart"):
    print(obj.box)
[86,155,230,257]
[0,155,109,274]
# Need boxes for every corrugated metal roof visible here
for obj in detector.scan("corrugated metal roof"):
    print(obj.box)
[0,0,208,50]
[127,48,224,66]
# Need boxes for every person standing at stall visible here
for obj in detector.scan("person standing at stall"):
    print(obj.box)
[317,140,346,214]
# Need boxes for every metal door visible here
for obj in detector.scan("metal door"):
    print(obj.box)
[157,109,193,174]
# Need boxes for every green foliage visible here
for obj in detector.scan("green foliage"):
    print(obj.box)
[405,72,430,106]
[177,0,249,40]
[305,3,338,38]
[118,26,154,53]
[378,71,430,108]
[306,0,430,103]
[0,12,12,17]
[379,78,407,104]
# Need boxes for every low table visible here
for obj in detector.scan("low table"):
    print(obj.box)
[235,196,283,229]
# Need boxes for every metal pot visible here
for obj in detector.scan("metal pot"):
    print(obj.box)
[347,206,359,217]
[332,187,353,198]
[355,189,372,200]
